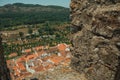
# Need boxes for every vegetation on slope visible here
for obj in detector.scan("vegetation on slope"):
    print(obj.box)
[0,3,70,28]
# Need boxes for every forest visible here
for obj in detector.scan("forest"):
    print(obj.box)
[0,3,70,28]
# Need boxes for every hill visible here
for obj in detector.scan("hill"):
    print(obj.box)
[0,3,70,28]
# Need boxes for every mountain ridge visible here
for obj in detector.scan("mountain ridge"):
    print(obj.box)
[0,3,70,28]
[0,3,69,13]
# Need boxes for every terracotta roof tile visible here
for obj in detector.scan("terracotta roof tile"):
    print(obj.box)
[7,43,71,79]
[13,66,18,70]
[35,46,43,51]
[21,72,32,78]
[17,62,26,71]
[37,50,45,56]
[13,66,20,76]
[24,49,31,53]
[14,70,20,76]
[34,65,45,72]
[16,56,25,62]
[57,43,67,51]
[49,56,65,65]
[42,56,50,61]
[25,54,37,61]
[7,60,11,66]
[8,53,17,58]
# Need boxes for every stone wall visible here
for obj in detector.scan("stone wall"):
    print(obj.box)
[0,35,11,80]
[70,0,120,80]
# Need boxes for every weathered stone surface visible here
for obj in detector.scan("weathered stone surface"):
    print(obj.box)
[70,0,120,80]
[0,35,11,80]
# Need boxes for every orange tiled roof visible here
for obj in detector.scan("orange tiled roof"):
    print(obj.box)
[13,66,20,76]
[7,60,15,68]
[7,44,71,79]
[13,66,18,70]
[7,60,11,66]
[49,56,65,65]
[16,55,26,63]
[34,65,45,72]
[20,72,32,79]
[8,53,17,58]
[42,56,50,61]
[24,49,31,53]
[15,70,20,76]
[57,44,67,51]
[25,54,37,61]
[17,62,26,71]
[37,50,46,56]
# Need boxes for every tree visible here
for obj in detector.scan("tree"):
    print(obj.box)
[19,32,24,41]
[28,28,33,35]
[28,28,33,38]
[19,32,24,37]
[38,28,43,35]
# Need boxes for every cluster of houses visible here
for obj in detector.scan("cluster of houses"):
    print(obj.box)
[7,43,71,80]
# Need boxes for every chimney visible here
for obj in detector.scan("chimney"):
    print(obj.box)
[0,34,11,80]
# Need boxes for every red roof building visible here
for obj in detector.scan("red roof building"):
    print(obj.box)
[57,43,67,51]
[6,43,71,79]
[35,46,44,51]
[24,49,32,53]
[8,52,18,58]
